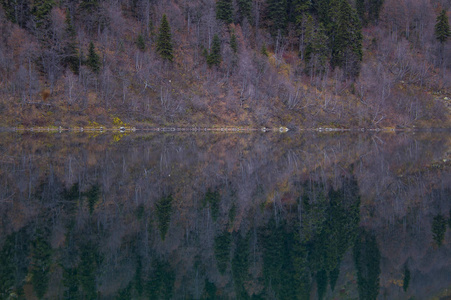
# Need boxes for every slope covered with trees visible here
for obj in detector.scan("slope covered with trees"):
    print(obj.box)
[0,0,450,128]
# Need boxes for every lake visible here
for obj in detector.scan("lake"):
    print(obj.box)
[0,131,450,299]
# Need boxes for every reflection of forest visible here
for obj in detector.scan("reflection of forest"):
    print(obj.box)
[0,132,450,299]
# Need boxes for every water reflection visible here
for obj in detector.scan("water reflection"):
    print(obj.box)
[0,132,450,299]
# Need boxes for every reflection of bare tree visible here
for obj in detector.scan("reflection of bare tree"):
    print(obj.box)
[0,132,450,298]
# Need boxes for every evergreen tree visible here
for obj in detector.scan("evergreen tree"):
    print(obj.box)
[305,21,329,75]
[207,34,222,67]
[261,44,269,56]
[156,14,174,62]
[329,0,362,77]
[31,0,55,29]
[216,0,233,24]
[356,0,366,25]
[237,0,252,23]
[64,10,79,73]
[313,0,331,25]
[86,41,101,73]
[435,9,450,44]
[136,34,146,51]
[230,33,238,53]
[266,0,288,35]
[368,0,383,23]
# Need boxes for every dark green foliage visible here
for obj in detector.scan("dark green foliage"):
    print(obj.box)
[356,0,365,24]
[85,184,100,215]
[232,233,251,299]
[115,282,132,300]
[64,10,79,73]
[304,19,329,74]
[146,258,175,299]
[79,0,98,12]
[78,241,100,299]
[207,35,222,67]
[259,219,299,299]
[204,188,221,221]
[449,209,451,228]
[229,203,237,224]
[134,256,143,296]
[353,229,381,300]
[135,204,145,220]
[261,44,269,56]
[214,231,232,274]
[237,0,252,23]
[31,232,52,299]
[316,269,327,300]
[368,0,383,23]
[86,42,101,73]
[63,182,80,201]
[230,33,238,53]
[31,0,55,29]
[216,0,233,24]
[432,214,447,247]
[62,267,80,299]
[156,194,173,240]
[329,0,363,77]
[435,10,450,44]
[156,14,174,61]
[329,265,340,291]
[201,279,217,299]
[313,0,331,25]
[0,229,31,299]
[266,0,288,35]
[136,34,146,51]
[403,264,410,292]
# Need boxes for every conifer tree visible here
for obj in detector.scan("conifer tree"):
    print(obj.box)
[216,0,233,24]
[435,9,450,44]
[207,34,222,67]
[305,20,329,74]
[237,0,252,23]
[31,0,55,29]
[156,14,174,62]
[329,0,362,77]
[261,44,269,56]
[136,34,146,51]
[64,10,79,73]
[230,33,238,53]
[266,0,288,35]
[86,41,100,73]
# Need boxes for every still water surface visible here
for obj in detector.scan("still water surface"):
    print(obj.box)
[0,131,450,299]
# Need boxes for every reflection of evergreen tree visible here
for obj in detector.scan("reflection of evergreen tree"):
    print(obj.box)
[201,279,217,299]
[259,219,298,299]
[432,214,447,247]
[31,230,52,299]
[85,183,100,215]
[204,188,221,221]
[156,194,173,240]
[353,229,381,300]
[146,258,175,299]
[214,231,232,275]
[0,229,31,299]
[78,241,100,299]
[232,232,251,299]
[403,263,410,292]
[62,267,79,299]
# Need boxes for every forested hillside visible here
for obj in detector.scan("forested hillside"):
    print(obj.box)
[0,0,450,128]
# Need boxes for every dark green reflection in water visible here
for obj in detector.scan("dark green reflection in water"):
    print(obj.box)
[0,132,450,299]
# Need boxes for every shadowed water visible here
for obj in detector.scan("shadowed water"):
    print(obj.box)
[0,131,450,299]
